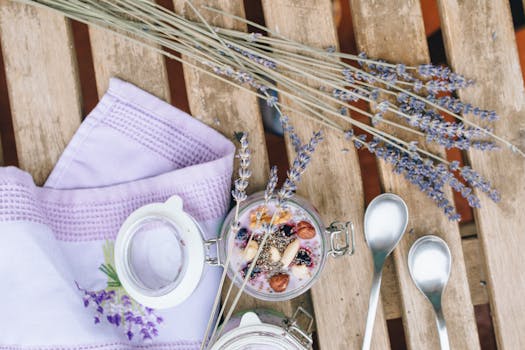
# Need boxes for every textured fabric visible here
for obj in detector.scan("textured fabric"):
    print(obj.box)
[0,78,235,349]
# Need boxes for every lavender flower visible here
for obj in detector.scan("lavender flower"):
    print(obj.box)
[226,43,277,70]
[264,166,278,202]
[279,115,302,153]
[231,133,252,203]
[352,134,499,220]
[76,283,163,341]
[278,131,323,204]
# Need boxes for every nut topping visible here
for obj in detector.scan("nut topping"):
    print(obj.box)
[291,264,311,279]
[269,273,290,292]
[269,246,281,262]
[296,220,316,239]
[243,240,258,261]
[281,239,300,267]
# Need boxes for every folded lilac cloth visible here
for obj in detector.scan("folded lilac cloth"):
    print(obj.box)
[0,78,235,349]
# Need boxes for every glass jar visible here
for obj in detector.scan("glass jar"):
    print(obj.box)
[210,307,314,350]
[219,192,355,301]
[114,195,220,309]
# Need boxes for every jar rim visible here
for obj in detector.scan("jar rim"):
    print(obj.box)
[115,195,206,309]
[219,192,328,301]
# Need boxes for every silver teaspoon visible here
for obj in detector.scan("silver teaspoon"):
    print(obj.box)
[362,193,408,350]
[408,235,452,350]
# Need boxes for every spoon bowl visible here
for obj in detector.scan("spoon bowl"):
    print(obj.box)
[408,235,451,299]
[364,193,409,256]
[362,193,408,350]
[408,235,452,350]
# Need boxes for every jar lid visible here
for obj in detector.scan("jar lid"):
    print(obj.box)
[114,195,205,309]
[210,312,307,350]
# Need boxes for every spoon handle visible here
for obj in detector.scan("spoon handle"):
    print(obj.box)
[435,307,450,350]
[362,269,382,350]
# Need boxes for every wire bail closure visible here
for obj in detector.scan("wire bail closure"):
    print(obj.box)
[284,306,314,347]
[327,221,355,257]
[204,238,223,267]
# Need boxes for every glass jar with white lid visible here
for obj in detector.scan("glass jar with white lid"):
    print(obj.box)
[209,307,314,350]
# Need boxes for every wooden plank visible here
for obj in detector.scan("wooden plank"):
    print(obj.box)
[437,1,525,348]
[171,0,283,314]
[261,1,391,348]
[383,237,488,320]
[89,25,170,101]
[0,1,82,184]
[172,0,269,196]
[349,0,480,349]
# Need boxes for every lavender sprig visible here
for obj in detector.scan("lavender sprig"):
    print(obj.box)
[202,132,252,350]
[77,283,163,341]
[351,134,499,220]
[77,241,164,341]
[216,131,323,344]
[278,131,323,204]
[231,133,251,204]
[28,0,522,219]
[264,166,278,202]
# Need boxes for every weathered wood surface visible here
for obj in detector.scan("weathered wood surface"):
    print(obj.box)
[0,0,82,184]
[172,0,269,191]
[171,0,295,316]
[384,237,488,320]
[261,1,391,348]
[437,0,525,348]
[349,0,480,349]
[89,25,171,101]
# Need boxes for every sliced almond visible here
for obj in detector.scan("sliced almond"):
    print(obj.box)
[243,240,258,261]
[269,246,281,262]
[291,264,311,279]
[280,239,300,267]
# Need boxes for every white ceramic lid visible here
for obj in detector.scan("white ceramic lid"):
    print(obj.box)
[210,312,306,350]
[114,195,205,309]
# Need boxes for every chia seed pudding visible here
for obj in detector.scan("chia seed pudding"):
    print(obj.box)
[226,199,323,298]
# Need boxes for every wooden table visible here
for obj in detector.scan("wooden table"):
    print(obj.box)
[0,0,523,349]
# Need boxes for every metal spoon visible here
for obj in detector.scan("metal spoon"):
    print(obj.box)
[408,235,452,350]
[362,193,408,350]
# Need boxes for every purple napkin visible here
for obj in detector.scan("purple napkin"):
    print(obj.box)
[0,78,235,349]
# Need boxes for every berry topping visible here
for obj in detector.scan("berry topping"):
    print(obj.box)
[281,224,295,237]
[295,248,313,267]
[241,264,261,280]
[236,227,249,241]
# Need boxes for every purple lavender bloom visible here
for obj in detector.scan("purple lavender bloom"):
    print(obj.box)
[76,282,163,342]
[351,135,496,220]
[278,131,323,204]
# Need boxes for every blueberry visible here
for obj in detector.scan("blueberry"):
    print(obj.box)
[295,248,313,266]
[241,265,261,280]
[236,227,249,241]
[281,224,294,237]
